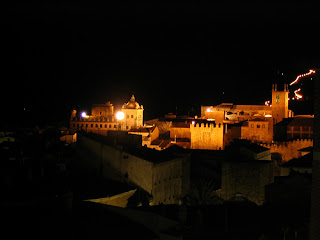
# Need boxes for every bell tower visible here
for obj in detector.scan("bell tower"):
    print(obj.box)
[272,84,289,124]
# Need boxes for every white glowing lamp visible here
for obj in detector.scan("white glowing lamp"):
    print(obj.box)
[81,112,87,118]
[116,111,125,120]
[206,108,211,112]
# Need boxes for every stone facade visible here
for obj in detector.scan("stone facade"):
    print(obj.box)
[170,123,191,139]
[77,132,190,205]
[240,119,273,143]
[260,139,313,162]
[190,122,224,150]
[221,160,274,205]
[121,95,144,130]
[70,95,143,134]
[271,84,291,125]
[91,101,114,117]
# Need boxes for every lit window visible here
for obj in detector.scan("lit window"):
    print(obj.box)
[262,124,265,128]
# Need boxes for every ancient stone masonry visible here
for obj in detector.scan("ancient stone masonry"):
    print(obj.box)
[260,139,313,162]
[77,132,190,205]
[190,122,224,150]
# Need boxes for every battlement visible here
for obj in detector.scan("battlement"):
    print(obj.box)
[191,122,222,128]
[259,138,313,162]
[260,138,313,148]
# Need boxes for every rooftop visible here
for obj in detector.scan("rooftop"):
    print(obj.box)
[227,139,270,154]
[210,104,270,112]
[274,117,314,127]
[80,131,184,163]
[282,152,313,168]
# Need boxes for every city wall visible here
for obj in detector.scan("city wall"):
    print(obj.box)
[260,139,313,162]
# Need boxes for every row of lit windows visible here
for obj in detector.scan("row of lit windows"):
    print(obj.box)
[73,123,128,130]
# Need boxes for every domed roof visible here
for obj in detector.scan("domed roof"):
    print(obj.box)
[123,95,141,109]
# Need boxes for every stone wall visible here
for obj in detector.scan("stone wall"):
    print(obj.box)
[221,160,274,205]
[170,126,191,139]
[77,133,190,205]
[241,120,272,143]
[260,139,313,162]
[190,122,224,150]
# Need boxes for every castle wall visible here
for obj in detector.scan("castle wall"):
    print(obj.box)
[260,139,313,162]
[190,123,224,150]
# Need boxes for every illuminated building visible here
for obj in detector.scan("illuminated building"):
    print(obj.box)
[70,95,143,135]
[121,95,144,130]
[201,84,293,124]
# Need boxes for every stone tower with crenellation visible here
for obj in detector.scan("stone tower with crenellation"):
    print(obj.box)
[190,122,224,150]
[272,84,290,125]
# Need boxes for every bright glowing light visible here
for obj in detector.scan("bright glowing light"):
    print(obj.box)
[81,112,87,118]
[294,88,303,99]
[206,108,211,112]
[265,100,271,107]
[191,121,196,125]
[290,69,316,86]
[116,111,125,120]
[265,114,272,117]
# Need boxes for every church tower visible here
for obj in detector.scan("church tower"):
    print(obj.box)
[272,84,289,124]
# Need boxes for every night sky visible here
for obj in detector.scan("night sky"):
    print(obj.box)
[2,3,320,125]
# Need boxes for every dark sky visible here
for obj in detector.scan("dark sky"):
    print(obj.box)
[2,3,320,125]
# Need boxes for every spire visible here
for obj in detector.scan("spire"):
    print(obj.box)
[130,95,135,101]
